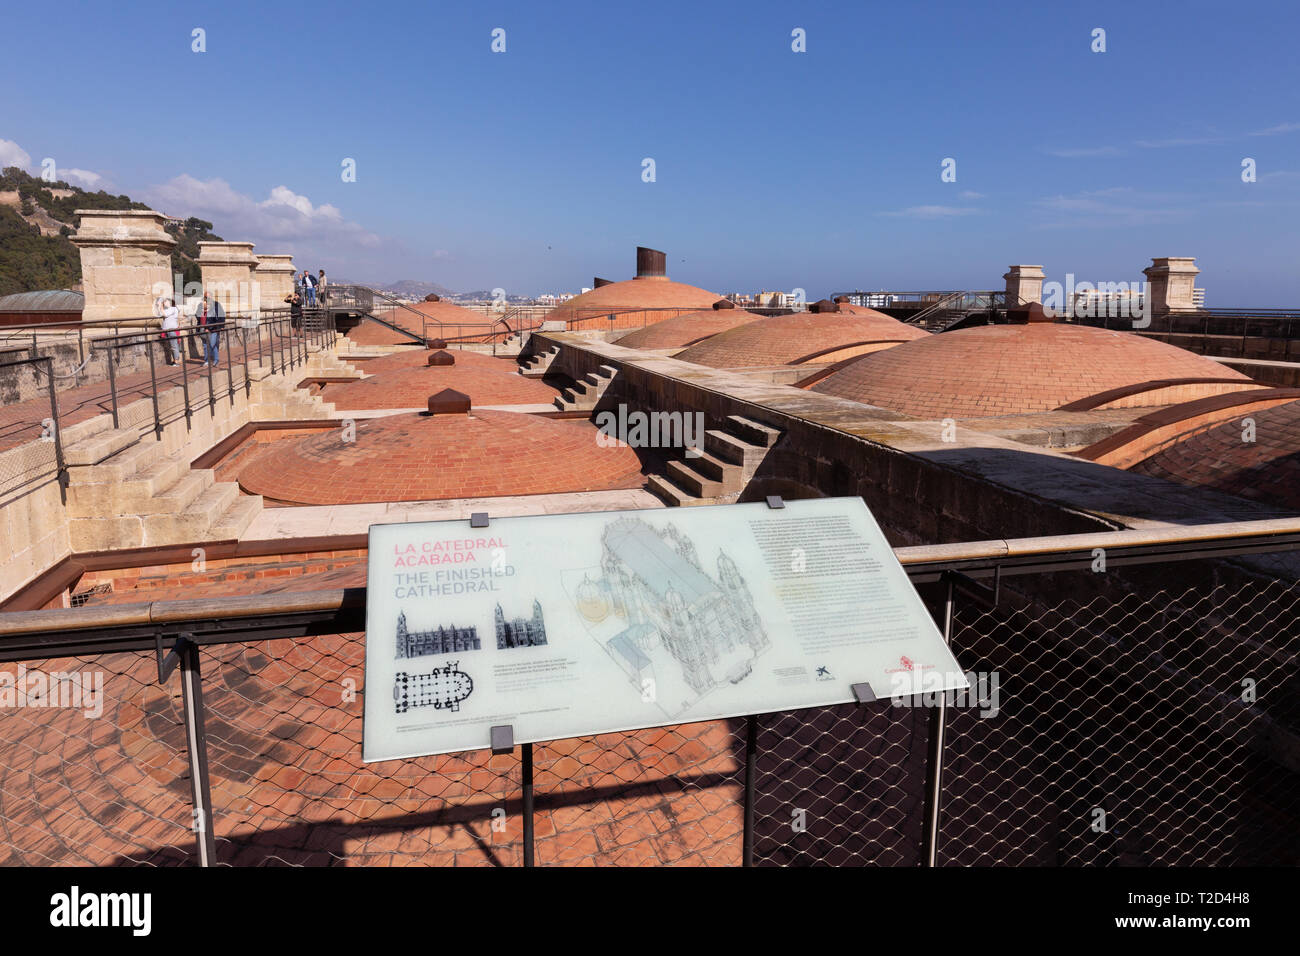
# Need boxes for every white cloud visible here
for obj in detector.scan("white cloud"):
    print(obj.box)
[1250,122,1300,136]
[61,168,102,188]
[1044,146,1123,158]
[1033,187,1186,227]
[959,190,984,200]
[879,205,979,219]
[0,138,32,172]
[1135,136,1223,148]
[144,175,380,248]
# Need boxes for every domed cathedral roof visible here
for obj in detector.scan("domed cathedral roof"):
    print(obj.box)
[346,346,525,375]
[811,306,1257,418]
[323,350,558,409]
[237,398,644,505]
[673,300,928,368]
[346,294,490,346]
[614,299,764,350]
[543,247,721,331]
[1128,398,1300,512]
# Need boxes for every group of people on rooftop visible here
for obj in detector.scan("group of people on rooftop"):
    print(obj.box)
[152,267,327,367]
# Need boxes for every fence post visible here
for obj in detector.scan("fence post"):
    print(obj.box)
[225,328,234,407]
[241,326,251,398]
[42,358,68,504]
[178,637,217,867]
[743,713,759,867]
[179,337,192,431]
[522,742,535,867]
[920,575,955,866]
[147,341,163,440]
[106,347,120,429]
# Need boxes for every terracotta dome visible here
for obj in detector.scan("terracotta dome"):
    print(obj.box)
[811,322,1256,418]
[674,311,928,368]
[238,408,644,505]
[349,348,525,375]
[614,305,764,350]
[1130,399,1300,511]
[346,298,489,346]
[544,247,719,331]
[323,354,559,409]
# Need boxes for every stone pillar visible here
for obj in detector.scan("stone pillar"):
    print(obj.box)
[70,210,177,323]
[1143,257,1200,313]
[198,242,259,314]
[1003,265,1045,306]
[254,254,296,310]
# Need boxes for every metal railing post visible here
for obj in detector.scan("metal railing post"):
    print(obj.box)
[920,575,955,866]
[42,358,68,504]
[241,326,251,398]
[147,341,163,439]
[177,637,217,867]
[179,337,192,431]
[225,327,234,407]
[206,335,216,412]
[106,347,120,429]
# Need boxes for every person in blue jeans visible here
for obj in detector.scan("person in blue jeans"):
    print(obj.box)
[199,292,226,366]
[302,270,317,307]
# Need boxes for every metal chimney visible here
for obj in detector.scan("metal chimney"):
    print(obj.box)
[635,246,666,278]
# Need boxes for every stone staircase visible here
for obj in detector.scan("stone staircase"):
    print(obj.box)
[63,424,261,551]
[553,364,618,411]
[646,415,782,507]
[518,345,559,379]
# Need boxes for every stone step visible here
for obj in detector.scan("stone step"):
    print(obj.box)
[62,414,115,447]
[208,494,262,540]
[726,415,782,448]
[704,429,763,466]
[646,473,693,507]
[597,364,618,378]
[684,450,739,487]
[134,470,212,515]
[62,427,140,467]
[666,459,723,498]
[141,481,239,543]
[66,436,163,485]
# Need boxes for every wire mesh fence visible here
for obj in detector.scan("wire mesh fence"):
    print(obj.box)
[0,550,1296,866]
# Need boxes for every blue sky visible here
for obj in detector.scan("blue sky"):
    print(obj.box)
[2,0,1298,304]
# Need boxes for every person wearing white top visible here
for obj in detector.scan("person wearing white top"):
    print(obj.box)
[160,299,181,365]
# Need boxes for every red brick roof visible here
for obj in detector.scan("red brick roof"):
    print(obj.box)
[346,300,490,345]
[237,410,645,504]
[675,311,928,368]
[1130,398,1300,511]
[545,277,720,328]
[325,356,558,409]
[614,309,764,350]
[812,323,1255,418]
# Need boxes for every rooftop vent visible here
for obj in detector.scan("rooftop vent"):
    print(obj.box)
[635,246,666,278]
[425,337,448,349]
[427,388,471,415]
[833,295,851,304]
[427,350,455,366]
[593,277,613,288]
[712,299,736,310]
[423,293,441,303]
[808,299,840,314]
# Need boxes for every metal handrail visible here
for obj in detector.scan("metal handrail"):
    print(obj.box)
[0,354,68,502]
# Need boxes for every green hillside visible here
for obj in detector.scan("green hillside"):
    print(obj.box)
[0,167,222,297]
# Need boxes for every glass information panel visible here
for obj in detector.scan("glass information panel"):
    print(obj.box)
[362,497,966,762]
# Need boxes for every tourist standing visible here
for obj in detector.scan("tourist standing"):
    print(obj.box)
[317,269,328,306]
[302,270,317,307]
[285,290,303,331]
[199,291,226,366]
[160,299,181,365]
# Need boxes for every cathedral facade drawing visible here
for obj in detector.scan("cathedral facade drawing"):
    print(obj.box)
[598,516,769,696]
[495,600,548,649]
[395,611,481,659]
